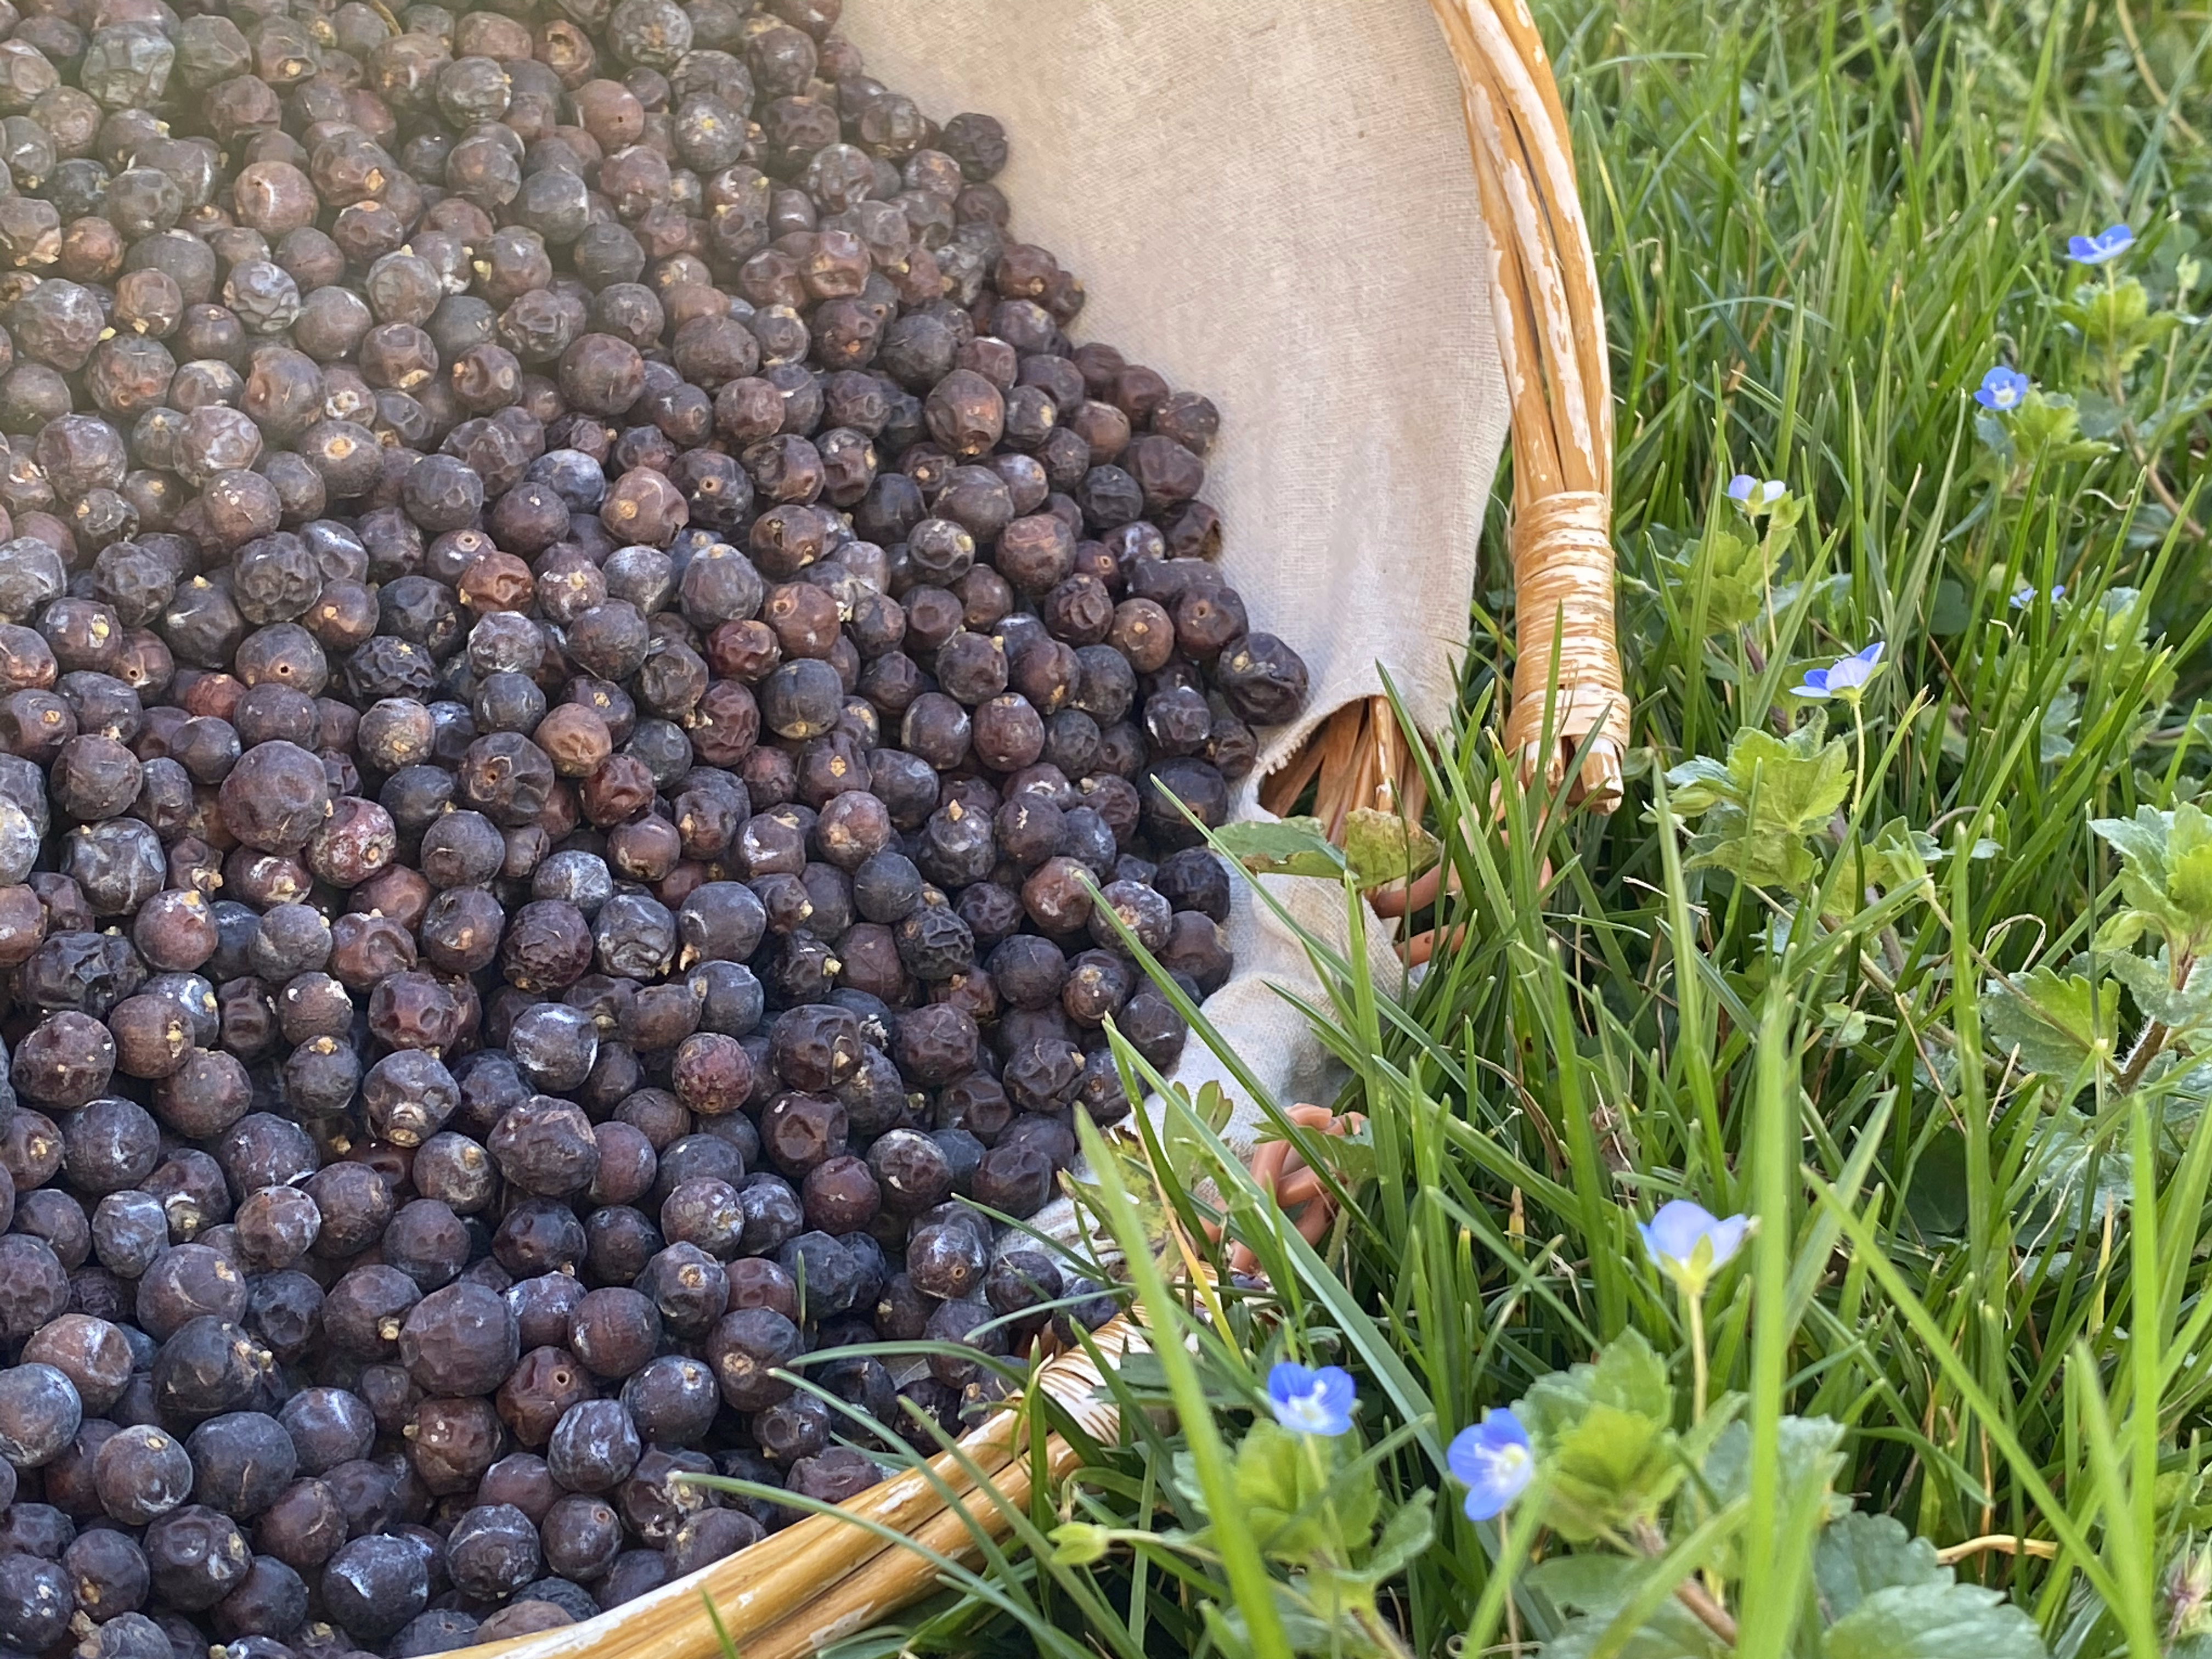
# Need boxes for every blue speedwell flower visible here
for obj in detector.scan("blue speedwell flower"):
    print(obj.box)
[1727,473,1787,513]
[1448,1409,1534,1520]
[1794,641,1885,701]
[1976,366,2029,411]
[1639,1200,1751,1297]
[2068,223,2135,265]
[2010,584,2066,610]
[1267,1362,1356,1437]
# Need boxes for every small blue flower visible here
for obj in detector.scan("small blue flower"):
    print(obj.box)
[1793,641,1886,702]
[1975,366,2030,411]
[2010,583,2066,610]
[1267,1362,1356,1437]
[1638,1200,1752,1297]
[1448,1409,1534,1521]
[2068,223,2135,265]
[1727,474,1787,514]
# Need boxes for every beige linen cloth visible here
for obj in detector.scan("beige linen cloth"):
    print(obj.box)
[842,1,1510,1245]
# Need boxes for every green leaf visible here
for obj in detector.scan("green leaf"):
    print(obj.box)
[1979,967,2117,1078]
[1161,1079,1238,1194]
[1541,1603,1731,1659]
[1516,1333,1681,1542]
[1692,1415,1847,1579]
[1662,756,1740,816]
[2018,1110,2136,1241]
[1211,817,1344,878]
[1864,818,1939,894]
[1697,1414,1847,1516]
[2073,387,2126,439]
[2058,274,2178,376]
[2175,844,2212,923]
[2100,947,2212,1029]
[1724,725,1855,832]
[2004,390,2111,466]
[1675,523,1778,631]
[1047,1521,1113,1567]
[1690,826,1820,888]
[2095,909,2155,953]
[1927,578,1970,635]
[1666,721,1853,889]
[1192,1079,1235,1134]
[1362,1489,1435,1581]
[1974,408,2015,465]
[2038,689,2079,765]
[1342,808,1440,889]
[1580,1327,1673,1419]
[2090,804,2212,957]
[1525,1553,1650,1617]
[1821,1582,2047,1659]
[1812,1511,1949,1621]
[1226,1420,1381,1562]
[1821,1000,1871,1046]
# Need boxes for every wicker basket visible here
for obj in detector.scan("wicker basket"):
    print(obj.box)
[447,1,1618,1651]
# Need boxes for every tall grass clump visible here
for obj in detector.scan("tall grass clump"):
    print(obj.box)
[786,0,2212,1652]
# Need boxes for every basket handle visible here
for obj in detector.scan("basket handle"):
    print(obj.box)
[1430,0,1627,810]
[1277,0,1624,842]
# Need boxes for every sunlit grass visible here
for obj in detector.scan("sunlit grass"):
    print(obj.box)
[820,0,2212,1651]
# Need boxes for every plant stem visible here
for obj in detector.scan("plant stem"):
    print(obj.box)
[1687,1290,1709,1424]
[2111,351,2207,540]
[1352,1604,1416,1659]
[1850,697,1867,820]
[1300,1434,1345,1567]
[2119,946,2199,1093]
[1630,1520,1741,1645]
[2118,1019,2170,1092]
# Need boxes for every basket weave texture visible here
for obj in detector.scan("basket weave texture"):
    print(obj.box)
[447,1,1618,1651]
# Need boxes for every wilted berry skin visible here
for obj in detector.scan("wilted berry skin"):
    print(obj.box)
[0,0,1297,1639]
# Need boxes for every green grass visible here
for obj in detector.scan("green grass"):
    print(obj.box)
[822,0,2212,1652]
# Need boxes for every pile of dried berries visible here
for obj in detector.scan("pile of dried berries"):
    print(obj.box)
[0,0,1312,1651]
